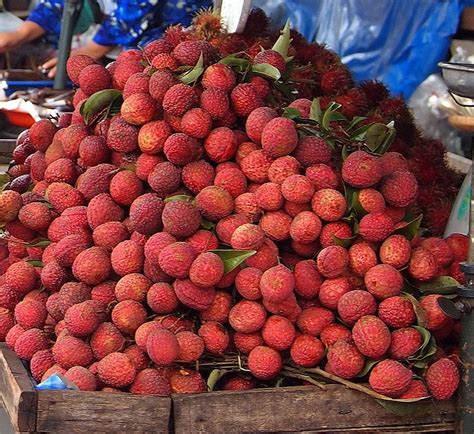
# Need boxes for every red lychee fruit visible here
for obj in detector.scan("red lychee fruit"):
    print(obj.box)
[268,156,300,185]
[420,294,451,331]
[173,278,216,310]
[259,210,292,241]
[66,54,95,84]
[352,315,391,359]
[64,366,97,391]
[202,63,236,92]
[342,150,383,188]
[281,174,315,204]
[107,116,139,152]
[380,235,411,268]
[425,358,459,400]
[240,150,273,183]
[261,315,296,350]
[369,360,412,398]
[111,300,147,335]
[0,308,14,341]
[231,83,263,117]
[161,200,200,239]
[114,273,151,303]
[326,341,364,379]
[399,379,430,399]
[337,290,377,325]
[130,368,171,396]
[380,170,418,208]
[138,120,172,154]
[90,322,125,360]
[52,335,93,368]
[72,247,111,285]
[254,49,286,72]
[14,299,47,330]
[162,83,198,116]
[261,117,298,158]
[181,160,215,194]
[163,133,199,166]
[189,252,225,287]
[297,307,334,336]
[181,108,212,139]
[129,193,164,236]
[408,248,438,282]
[196,185,234,221]
[255,182,284,211]
[290,334,325,368]
[445,233,468,262]
[228,300,267,333]
[259,265,295,303]
[146,328,179,366]
[198,321,230,355]
[311,189,347,222]
[200,88,230,120]
[110,240,144,277]
[293,136,332,167]
[364,264,403,300]
[420,237,453,268]
[320,323,352,346]
[348,243,377,277]
[230,223,265,250]
[378,296,416,328]
[248,345,282,380]
[186,229,218,253]
[5,261,37,295]
[316,245,349,279]
[30,349,55,382]
[318,277,351,310]
[158,242,196,279]
[203,127,238,163]
[170,368,206,394]
[18,202,52,231]
[79,64,111,95]
[389,327,422,360]
[97,352,136,387]
[145,282,178,314]
[235,267,262,300]
[0,190,22,222]
[13,328,49,360]
[29,119,57,152]
[358,212,394,242]
[245,107,278,144]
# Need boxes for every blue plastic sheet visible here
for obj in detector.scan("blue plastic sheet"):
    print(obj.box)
[253,0,474,99]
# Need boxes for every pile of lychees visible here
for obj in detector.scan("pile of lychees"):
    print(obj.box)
[0,11,463,402]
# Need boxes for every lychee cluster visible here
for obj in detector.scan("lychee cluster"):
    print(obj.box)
[0,10,462,402]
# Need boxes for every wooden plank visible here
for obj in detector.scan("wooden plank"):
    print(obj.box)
[173,385,455,433]
[0,343,37,432]
[36,390,171,433]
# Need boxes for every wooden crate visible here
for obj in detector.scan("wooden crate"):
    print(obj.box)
[173,386,456,433]
[0,344,171,433]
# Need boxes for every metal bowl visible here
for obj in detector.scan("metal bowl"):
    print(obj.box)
[439,62,474,98]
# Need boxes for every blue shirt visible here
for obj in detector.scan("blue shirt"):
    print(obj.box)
[27,0,212,49]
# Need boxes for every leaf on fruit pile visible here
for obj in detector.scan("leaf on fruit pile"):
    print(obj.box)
[282,107,301,119]
[25,260,43,267]
[272,20,292,60]
[375,398,433,417]
[394,214,423,240]
[364,123,390,151]
[180,53,204,84]
[207,368,228,391]
[418,276,459,295]
[402,293,427,327]
[309,98,322,122]
[251,63,281,81]
[0,173,9,191]
[210,249,256,273]
[163,195,195,204]
[321,102,345,130]
[332,234,357,249]
[411,326,437,365]
[219,56,249,70]
[201,219,215,230]
[357,359,378,378]
[80,89,123,126]
[28,239,51,248]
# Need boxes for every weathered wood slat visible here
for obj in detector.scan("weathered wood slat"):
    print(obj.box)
[0,343,37,432]
[172,385,455,434]
[36,390,171,433]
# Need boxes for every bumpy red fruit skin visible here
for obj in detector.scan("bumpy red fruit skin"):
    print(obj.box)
[352,315,391,359]
[198,321,230,355]
[176,331,205,363]
[18,202,53,231]
[235,267,262,300]
[200,88,230,120]
[317,245,349,278]
[146,282,178,314]
[306,164,338,191]
[202,63,236,92]
[231,83,263,117]
[14,328,49,360]
[204,127,238,163]
[97,352,136,387]
[445,233,468,261]
[311,189,347,222]
[30,349,55,382]
[196,185,234,221]
[337,290,377,325]
[281,175,315,204]
[408,248,438,282]
[348,243,377,277]
[182,160,215,194]
[162,201,200,238]
[399,380,430,399]
[130,368,171,396]
[358,212,394,242]
[261,315,296,350]
[0,190,22,222]
[107,116,139,153]
[246,107,278,144]
[66,54,95,84]
[389,327,422,360]
[170,368,206,394]
[364,264,403,300]
[318,277,351,310]
[380,235,411,268]
[90,322,125,360]
[260,265,295,303]
[320,323,352,346]
[342,150,383,188]
[380,170,418,207]
[240,150,273,183]
[259,210,292,241]
[72,247,111,286]
[129,193,164,236]
[378,296,416,328]
[369,360,412,398]
[52,335,93,368]
[0,308,14,341]
[162,83,197,116]
[200,290,232,323]
[294,136,332,167]
[230,223,265,250]
[65,366,97,391]
[290,334,325,367]
[297,307,334,336]
[79,64,111,95]
[425,358,459,400]
[248,345,282,380]
[14,299,47,330]
[146,328,180,365]
[261,117,299,158]
[229,300,267,333]
[111,300,147,335]
[189,252,224,288]
[420,237,453,268]
[29,119,57,152]
[158,242,196,279]
[173,278,215,310]
[327,341,365,379]
[111,240,144,276]
[420,294,450,331]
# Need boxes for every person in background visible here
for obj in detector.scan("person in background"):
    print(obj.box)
[0,0,212,77]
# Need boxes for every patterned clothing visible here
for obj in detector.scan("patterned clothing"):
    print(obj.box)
[27,0,212,48]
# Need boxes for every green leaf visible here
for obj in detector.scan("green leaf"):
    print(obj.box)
[309,98,322,122]
[120,164,136,172]
[375,399,433,416]
[364,123,390,151]
[25,260,43,267]
[411,326,432,358]
[350,124,372,141]
[206,369,227,392]
[357,359,378,378]
[80,89,123,126]
[251,63,281,81]
[394,214,423,240]
[377,125,396,155]
[179,52,204,84]
[201,219,215,230]
[28,239,51,248]
[282,107,301,119]
[332,234,357,249]
[418,276,459,295]
[347,116,367,131]
[210,249,257,273]
[402,293,427,327]
[272,19,292,60]
[0,173,9,191]
[402,278,421,296]
[353,191,368,217]
[219,56,250,69]
[321,108,346,130]
[163,195,195,204]
[341,144,349,160]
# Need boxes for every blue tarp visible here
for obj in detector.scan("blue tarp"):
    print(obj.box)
[253,0,474,98]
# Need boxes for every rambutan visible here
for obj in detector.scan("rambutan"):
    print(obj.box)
[360,80,389,108]
[320,67,353,95]
[193,8,223,40]
[425,199,453,237]
[243,8,270,38]
[163,25,187,48]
